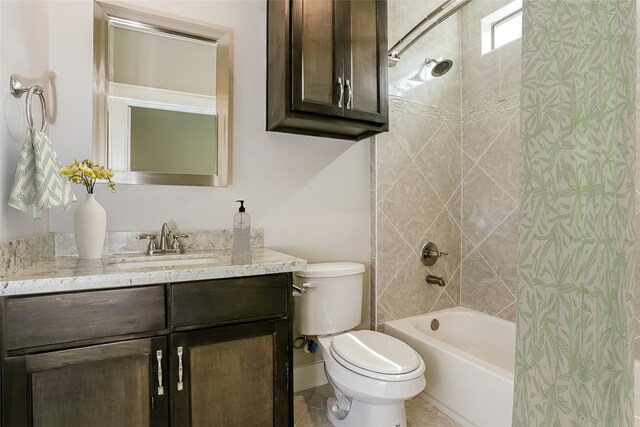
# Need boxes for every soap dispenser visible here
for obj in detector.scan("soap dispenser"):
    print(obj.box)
[232,200,251,263]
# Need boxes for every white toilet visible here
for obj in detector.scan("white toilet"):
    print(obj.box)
[294,262,426,427]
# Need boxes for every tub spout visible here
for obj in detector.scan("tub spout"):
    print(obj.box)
[426,275,445,287]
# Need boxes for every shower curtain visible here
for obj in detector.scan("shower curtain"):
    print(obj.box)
[514,0,636,425]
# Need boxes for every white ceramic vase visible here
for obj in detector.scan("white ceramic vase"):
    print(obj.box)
[74,194,107,260]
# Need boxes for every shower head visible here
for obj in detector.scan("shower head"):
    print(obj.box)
[425,58,453,77]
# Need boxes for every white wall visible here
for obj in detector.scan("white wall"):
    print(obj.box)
[47,0,370,268]
[0,1,50,239]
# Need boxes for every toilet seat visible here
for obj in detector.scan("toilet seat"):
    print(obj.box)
[329,330,425,382]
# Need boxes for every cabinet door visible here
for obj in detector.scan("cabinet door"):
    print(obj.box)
[2,337,168,427]
[172,319,291,427]
[343,0,388,123]
[291,0,346,116]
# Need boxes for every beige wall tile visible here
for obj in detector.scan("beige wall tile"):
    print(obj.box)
[445,12,461,53]
[462,233,476,258]
[432,292,457,312]
[445,267,461,305]
[446,185,462,227]
[447,123,462,144]
[379,164,443,249]
[461,43,500,109]
[376,209,413,293]
[376,128,412,200]
[376,301,394,323]
[380,255,444,319]
[497,303,516,322]
[499,39,522,98]
[415,125,462,203]
[477,111,520,201]
[463,153,476,178]
[461,250,515,315]
[462,111,513,161]
[390,110,442,159]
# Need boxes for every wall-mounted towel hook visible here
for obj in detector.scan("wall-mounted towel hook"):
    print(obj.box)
[9,74,48,132]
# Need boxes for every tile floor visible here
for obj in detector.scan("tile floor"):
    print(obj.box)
[294,384,462,427]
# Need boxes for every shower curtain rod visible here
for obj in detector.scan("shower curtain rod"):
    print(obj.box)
[388,0,473,67]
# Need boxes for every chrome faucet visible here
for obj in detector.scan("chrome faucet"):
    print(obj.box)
[136,223,191,255]
[159,223,171,251]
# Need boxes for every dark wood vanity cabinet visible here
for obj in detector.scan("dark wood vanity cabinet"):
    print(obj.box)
[171,320,290,426]
[3,337,169,427]
[267,0,388,141]
[0,274,293,427]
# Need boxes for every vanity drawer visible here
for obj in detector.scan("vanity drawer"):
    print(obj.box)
[5,286,166,350]
[171,274,288,328]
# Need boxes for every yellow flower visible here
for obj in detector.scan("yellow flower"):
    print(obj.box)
[61,158,116,194]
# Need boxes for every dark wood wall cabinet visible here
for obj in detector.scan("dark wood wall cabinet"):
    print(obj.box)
[0,274,293,427]
[267,0,389,141]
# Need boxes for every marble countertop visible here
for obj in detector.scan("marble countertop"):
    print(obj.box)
[0,248,307,297]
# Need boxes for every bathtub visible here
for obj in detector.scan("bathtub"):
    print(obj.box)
[385,307,640,427]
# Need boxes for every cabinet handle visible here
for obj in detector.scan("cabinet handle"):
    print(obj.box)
[156,350,164,396]
[345,79,352,110]
[177,346,184,391]
[336,77,344,108]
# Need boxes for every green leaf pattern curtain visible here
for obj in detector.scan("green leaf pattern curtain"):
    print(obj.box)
[514,0,636,425]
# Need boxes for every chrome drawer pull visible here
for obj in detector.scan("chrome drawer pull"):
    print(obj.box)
[177,346,184,391]
[156,350,164,396]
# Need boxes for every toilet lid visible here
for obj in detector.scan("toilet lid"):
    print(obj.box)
[330,330,421,375]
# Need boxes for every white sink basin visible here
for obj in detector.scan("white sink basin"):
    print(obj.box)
[109,254,220,269]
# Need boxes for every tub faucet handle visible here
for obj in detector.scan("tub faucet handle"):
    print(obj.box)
[421,242,447,266]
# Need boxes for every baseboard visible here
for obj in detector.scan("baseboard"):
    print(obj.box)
[293,361,328,392]
[419,391,473,427]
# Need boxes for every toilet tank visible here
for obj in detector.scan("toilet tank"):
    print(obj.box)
[294,262,365,336]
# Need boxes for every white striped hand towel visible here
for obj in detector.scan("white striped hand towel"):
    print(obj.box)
[8,130,77,212]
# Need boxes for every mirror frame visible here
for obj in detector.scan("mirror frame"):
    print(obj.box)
[93,1,231,186]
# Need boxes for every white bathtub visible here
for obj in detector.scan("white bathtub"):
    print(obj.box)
[385,307,640,427]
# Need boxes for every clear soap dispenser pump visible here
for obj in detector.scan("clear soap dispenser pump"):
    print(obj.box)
[232,200,251,264]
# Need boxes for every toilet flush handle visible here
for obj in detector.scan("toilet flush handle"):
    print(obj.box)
[292,282,317,296]
[302,282,317,289]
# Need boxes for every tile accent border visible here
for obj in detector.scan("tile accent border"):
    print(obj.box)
[389,96,461,124]
[0,233,55,277]
[461,93,520,124]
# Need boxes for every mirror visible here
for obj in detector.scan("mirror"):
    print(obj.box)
[93,2,231,186]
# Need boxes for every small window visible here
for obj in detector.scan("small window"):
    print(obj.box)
[481,0,523,54]
[491,9,522,50]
